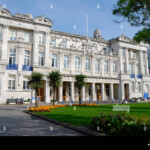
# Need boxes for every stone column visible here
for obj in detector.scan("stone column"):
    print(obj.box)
[59,84,63,102]
[71,54,74,74]
[59,53,63,73]
[81,55,85,74]
[125,48,129,73]
[101,59,104,77]
[1,24,9,63]
[92,82,96,101]
[139,50,143,75]
[45,32,50,67]
[71,82,74,101]
[18,46,24,72]
[110,83,114,100]
[110,59,113,77]
[82,86,85,101]
[145,52,149,75]
[92,57,95,76]
[33,30,39,66]
[121,82,124,100]
[45,80,50,103]
[119,48,123,74]
[101,83,105,101]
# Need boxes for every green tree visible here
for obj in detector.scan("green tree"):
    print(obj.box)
[75,74,86,104]
[47,71,62,105]
[29,72,44,108]
[112,0,150,43]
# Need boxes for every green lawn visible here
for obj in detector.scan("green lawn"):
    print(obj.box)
[35,103,150,126]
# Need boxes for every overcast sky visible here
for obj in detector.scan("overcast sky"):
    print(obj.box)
[0,0,142,40]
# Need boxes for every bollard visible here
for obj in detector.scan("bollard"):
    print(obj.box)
[89,99,91,104]
[62,100,64,105]
[119,98,120,104]
[97,99,99,104]
[81,99,82,104]
[105,100,106,104]
[71,99,73,105]
[112,99,114,104]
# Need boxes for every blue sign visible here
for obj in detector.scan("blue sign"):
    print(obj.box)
[144,93,148,99]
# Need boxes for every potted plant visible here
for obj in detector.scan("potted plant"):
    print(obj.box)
[24,99,31,104]
[51,99,58,105]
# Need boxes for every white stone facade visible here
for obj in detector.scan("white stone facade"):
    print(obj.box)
[0,8,150,104]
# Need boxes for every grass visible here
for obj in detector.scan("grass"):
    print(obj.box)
[34,103,150,126]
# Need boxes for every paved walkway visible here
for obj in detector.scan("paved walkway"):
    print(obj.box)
[0,105,85,136]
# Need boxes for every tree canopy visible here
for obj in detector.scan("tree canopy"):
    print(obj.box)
[112,0,150,43]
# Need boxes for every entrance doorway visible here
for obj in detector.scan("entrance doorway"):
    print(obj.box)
[124,84,129,99]
[37,81,45,102]
[96,84,101,101]
[63,87,66,101]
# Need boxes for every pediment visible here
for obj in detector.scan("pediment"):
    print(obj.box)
[34,16,53,27]
[0,8,12,18]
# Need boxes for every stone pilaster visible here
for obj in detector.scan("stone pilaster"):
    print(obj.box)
[101,83,105,101]
[59,84,63,102]
[139,50,143,75]
[1,24,9,64]
[70,82,74,101]
[92,82,96,101]
[110,83,114,100]
[45,80,50,103]
[45,32,50,67]
[33,30,39,66]
[92,57,95,76]
[82,86,85,101]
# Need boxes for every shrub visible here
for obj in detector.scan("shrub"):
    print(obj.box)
[90,112,150,136]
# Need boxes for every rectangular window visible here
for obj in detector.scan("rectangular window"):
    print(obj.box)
[104,60,109,72]
[62,40,67,48]
[50,39,56,47]
[75,56,80,70]
[38,52,44,66]
[64,55,69,69]
[143,65,146,75]
[86,58,90,71]
[122,48,126,57]
[129,64,133,74]
[122,62,126,73]
[95,59,100,71]
[8,76,15,90]
[136,82,140,92]
[10,30,17,41]
[106,85,110,96]
[24,32,30,43]
[113,61,117,73]
[128,51,130,58]
[103,48,107,54]
[52,54,57,68]
[39,33,45,45]
[9,49,16,64]
[24,50,30,65]
[23,80,30,90]
[136,64,139,74]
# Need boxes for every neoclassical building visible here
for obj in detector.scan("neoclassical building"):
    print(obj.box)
[0,7,150,104]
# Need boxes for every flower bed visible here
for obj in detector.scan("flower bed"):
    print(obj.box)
[29,105,66,112]
[90,112,150,136]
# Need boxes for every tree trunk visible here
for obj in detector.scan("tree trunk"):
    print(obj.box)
[53,87,55,106]
[35,89,38,108]
[79,88,81,104]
